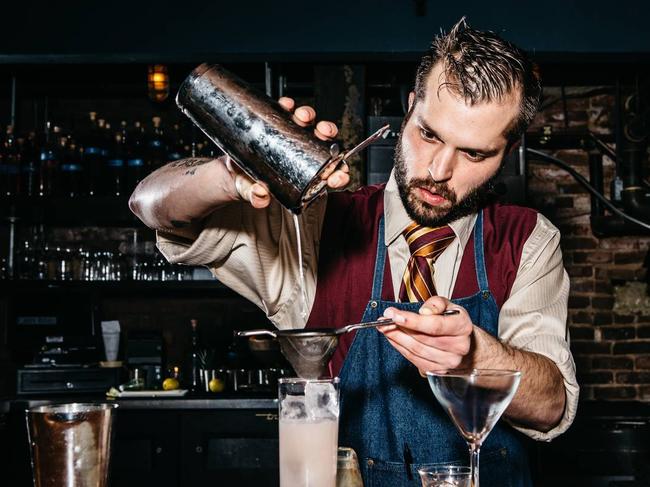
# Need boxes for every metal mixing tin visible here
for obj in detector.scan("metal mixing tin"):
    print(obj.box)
[177,63,389,213]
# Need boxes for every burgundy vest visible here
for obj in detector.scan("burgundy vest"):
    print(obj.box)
[306,184,538,376]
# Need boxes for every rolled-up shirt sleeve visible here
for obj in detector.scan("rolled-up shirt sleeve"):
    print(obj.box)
[156,195,327,330]
[498,214,579,441]
[156,199,242,267]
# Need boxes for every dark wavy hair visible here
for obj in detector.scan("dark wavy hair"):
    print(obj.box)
[414,17,542,144]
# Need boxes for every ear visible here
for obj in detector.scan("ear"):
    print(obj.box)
[408,91,416,111]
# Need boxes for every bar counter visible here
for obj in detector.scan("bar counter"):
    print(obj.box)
[0,395,278,413]
[0,394,281,487]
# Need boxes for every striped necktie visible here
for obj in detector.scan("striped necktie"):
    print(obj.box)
[399,222,455,302]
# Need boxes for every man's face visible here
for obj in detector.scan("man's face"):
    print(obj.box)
[394,62,520,227]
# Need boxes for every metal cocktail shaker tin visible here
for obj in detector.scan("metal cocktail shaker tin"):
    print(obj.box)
[176,63,339,213]
[26,403,118,487]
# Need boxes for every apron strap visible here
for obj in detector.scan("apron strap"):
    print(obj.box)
[473,210,490,292]
[370,216,387,301]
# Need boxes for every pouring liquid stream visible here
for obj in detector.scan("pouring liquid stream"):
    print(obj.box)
[293,213,309,320]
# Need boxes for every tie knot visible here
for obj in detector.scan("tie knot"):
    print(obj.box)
[403,222,455,260]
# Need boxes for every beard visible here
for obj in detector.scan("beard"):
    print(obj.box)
[393,134,500,228]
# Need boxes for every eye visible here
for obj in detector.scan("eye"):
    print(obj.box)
[420,127,437,142]
[464,150,486,162]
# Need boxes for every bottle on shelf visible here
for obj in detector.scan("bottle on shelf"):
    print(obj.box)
[126,121,146,194]
[148,116,168,170]
[1,114,195,199]
[199,137,221,159]
[81,112,105,196]
[1,125,21,196]
[189,318,201,393]
[167,124,186,161]
[59,136,83,197]
[37,122,60,197]
[21,132,38,197]
[105,131,126,196]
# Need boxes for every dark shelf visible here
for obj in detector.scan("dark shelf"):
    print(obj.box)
[0,279,235,295]
[1,196,139,227]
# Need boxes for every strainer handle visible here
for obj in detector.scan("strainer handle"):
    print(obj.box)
[235,329,278,338]
[339,318,395,334]
[338,309,460,334]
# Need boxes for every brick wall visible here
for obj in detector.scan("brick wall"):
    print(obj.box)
[528,88,650,401]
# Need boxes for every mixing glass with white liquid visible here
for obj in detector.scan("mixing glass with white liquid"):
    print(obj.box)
[279,377,340,487]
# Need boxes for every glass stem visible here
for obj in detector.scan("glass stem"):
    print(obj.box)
[469,442,480,487]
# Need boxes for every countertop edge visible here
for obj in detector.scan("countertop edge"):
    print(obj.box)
[0,396,279,413]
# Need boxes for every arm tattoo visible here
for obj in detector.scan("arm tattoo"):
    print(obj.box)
[169,158,212,169]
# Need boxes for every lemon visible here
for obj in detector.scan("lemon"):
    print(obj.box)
[162,377,180,391]
[208,377,225,393]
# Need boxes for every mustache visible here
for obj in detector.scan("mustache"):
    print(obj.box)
[407,177,458,204]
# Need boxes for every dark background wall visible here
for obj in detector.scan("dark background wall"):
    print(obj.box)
[1,0,649,62]
[1,1,650,403]
[527,93,650,401]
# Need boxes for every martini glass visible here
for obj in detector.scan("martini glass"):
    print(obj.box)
[426,369,521,487]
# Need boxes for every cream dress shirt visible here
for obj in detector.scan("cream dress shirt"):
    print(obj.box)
[157,170,579,441]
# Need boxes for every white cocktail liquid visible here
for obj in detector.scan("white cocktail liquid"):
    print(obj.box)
[293,214,309,320]
[279,418,339,487]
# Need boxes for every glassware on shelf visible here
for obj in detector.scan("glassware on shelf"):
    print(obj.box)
[79,249,125,281]
[13,226,203,283]
[54,246,74,281]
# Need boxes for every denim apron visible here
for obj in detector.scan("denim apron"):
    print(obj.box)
[338,210,532,487]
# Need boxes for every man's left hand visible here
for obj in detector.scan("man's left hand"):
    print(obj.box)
[379,296,473,375]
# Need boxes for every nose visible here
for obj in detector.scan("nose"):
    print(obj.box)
[428,148,454,183]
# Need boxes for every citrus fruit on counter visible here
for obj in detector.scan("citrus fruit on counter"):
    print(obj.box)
[208,377,225,393]
[162,377,180,390]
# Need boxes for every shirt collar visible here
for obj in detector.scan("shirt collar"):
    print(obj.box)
[383,169,477,250]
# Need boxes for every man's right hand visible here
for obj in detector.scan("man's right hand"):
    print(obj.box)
[227,96,350,208]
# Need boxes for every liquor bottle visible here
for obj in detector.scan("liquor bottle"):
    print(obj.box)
[60,137,83,197]
[0,129,6,196]
[189,319,201,393]
[190,126,199,157]
[126,121,145,194]
[81,112,104,196]
[131,121,146,156]
[1,125,20,196]
[199,137,221,158]
[148,116,167,169]
[97,118,111,169]
[167,123,186,161]
[38,122,60,197]
[105,132,126,196]
[21,132,38,197]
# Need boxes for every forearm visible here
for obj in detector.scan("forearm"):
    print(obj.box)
[463,325,566,433]
[128,157,240,240]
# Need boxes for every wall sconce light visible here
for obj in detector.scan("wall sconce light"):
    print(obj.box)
[148,64,170,102]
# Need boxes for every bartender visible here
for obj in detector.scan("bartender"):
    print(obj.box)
[130,18,578,487]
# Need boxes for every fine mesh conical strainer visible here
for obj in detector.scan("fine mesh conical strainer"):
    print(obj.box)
[237,310,459,379]
[237,319,393,379]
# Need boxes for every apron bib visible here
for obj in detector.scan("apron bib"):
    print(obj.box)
[338,210,532,487]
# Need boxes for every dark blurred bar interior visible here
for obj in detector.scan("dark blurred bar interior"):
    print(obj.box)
[1,1,650,486]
